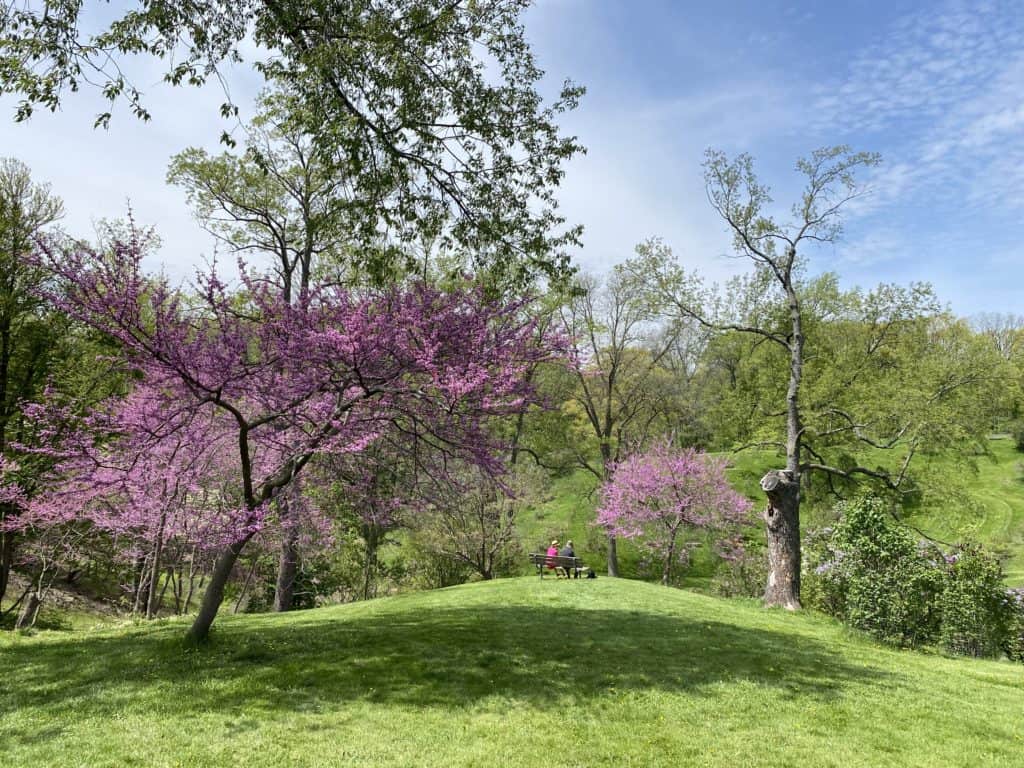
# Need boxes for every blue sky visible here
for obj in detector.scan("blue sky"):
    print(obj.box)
[2,0,1022,314]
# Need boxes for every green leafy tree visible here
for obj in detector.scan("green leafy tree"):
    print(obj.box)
[168,92,354,299]
[626,147,1002,609]
[2,0,584,287]
[556,261,701,575]
[0,158,63,607]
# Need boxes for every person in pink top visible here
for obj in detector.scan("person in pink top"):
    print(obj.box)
[546,540,560,573]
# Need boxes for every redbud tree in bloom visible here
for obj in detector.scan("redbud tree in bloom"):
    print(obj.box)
[12,230,560,640]
[595,443,753,585]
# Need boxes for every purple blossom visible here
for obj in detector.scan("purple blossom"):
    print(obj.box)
[595,442,753,584]
[10,231,566,636]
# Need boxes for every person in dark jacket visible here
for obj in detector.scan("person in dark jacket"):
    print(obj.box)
[559,539,577,578]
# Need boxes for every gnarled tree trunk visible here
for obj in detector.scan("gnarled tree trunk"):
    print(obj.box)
[602,451,620,577]
[760,469,801,609]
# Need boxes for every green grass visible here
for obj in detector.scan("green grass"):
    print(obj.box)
[517,470,649,576]
[3,577,1022,767]
[904,437,1024,583]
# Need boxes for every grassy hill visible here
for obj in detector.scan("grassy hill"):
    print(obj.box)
[523,437,1024,585]
[904,437,1024,583]
[3,577,1022,767]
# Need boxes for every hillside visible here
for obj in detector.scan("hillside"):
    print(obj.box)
[523,438,1024,585]
[3,577,1022,767]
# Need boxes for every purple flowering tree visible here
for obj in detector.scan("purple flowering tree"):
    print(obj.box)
[596,443,753,585]
[8,231,559,640]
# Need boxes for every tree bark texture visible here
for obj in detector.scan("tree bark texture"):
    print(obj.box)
[145,513,167,619]
[606,535,619,578]
[602,449,620,577]
[760,469,801,609]
[0,513,13,607]
[661,529,679,586]
[187,538,248,642]
[273,525,300,612]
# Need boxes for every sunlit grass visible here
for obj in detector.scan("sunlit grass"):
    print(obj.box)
[3,577,1022,767]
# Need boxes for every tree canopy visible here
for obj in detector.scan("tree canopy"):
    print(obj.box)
[1,0,584,286]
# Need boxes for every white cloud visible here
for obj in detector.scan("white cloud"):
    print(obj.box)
[1,0,1018,318]
[811,0,1024,221]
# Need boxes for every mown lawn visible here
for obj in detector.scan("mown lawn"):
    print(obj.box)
[904,437,1024,583]
[3,577,1022,767]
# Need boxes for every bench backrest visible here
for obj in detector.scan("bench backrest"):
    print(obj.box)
[528,553,584,568]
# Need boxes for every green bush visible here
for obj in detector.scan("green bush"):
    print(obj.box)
[801,526,848,617]
[391,534,475,591]
[1012,421,1024,452]
[838,499,945,647]
[244,552,351,612]
[938,545,1013,657]
[1005,589,1024,662]
[803,496,1021,659]
[804,497,945,647]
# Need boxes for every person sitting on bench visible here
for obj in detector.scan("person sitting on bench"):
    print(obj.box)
[559,539,578,578]
[546,540,560,574]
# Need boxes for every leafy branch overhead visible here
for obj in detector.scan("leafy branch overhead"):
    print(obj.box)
[1,0,585,286]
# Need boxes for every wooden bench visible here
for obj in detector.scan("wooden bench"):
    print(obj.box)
[529,553,587,579]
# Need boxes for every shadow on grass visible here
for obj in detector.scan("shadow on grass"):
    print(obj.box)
[2,604,891,745]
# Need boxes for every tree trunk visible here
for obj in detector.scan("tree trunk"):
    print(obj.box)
[761,470,801,609]
[187,538,248,642]
[601,449,620,577]
[0,511,13,608]
[607,535,619,578]
[131,555,148,616]
[662,530,677,586]
[14,591,41,629]
[170,565,182,614]
[361,527,379,601]
[273,525,300,612]
[233,555,260,614]
[0,317,13,608]
[759,272,805,610]
[184,574,204,615]
[182,548,200,613]
[145,515,167,619]
[156,565,173,612]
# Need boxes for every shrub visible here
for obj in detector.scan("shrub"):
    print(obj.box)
[1004,588,1024,662]
[938,545,1013,657]
[803,496,944,647]
[803,497,1023,660]
[1012,421,1024,452]
[713,544,768,598]
[391,534,475,591]
[801,526,848,618]
[243,552,350,612]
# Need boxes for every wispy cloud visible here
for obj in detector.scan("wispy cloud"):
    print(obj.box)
[812,0,1024,218]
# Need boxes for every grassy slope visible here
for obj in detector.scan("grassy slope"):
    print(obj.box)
[904,438,1024,583]
[524,439,1024,585]
[3,577,1022,768]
